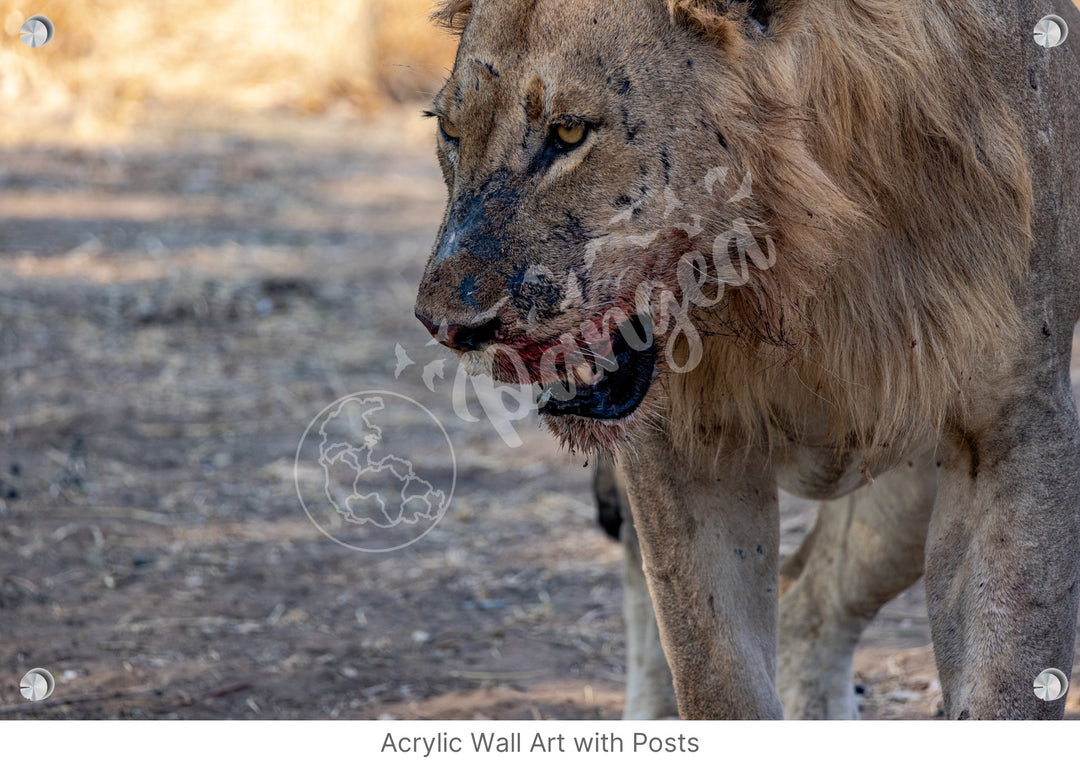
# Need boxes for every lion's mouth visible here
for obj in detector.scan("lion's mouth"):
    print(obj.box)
[534,314,657,421]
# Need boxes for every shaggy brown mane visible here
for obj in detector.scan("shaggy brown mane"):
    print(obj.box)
[664,0,1032,461]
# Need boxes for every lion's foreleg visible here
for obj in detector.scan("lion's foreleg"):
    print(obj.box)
[777,456,937,719]
[617,433,782,719]
[620,504,678,719]
[925,384,1080,719]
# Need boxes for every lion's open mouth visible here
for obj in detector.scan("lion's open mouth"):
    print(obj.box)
[535,314,657,421]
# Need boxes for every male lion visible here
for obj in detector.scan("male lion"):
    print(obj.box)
[415,0,1080,719]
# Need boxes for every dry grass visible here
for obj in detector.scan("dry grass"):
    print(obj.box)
[0,0,457,142]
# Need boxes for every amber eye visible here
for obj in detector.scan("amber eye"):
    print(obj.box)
[555,123,586,148]
[439,117,461,141]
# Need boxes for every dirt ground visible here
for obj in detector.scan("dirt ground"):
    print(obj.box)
[0,110,1077,720]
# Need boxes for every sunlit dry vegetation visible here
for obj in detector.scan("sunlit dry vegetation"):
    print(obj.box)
[0,0,457,142]
[3,1,1077,143]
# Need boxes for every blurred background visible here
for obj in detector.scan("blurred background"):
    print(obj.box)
[0,1,1074,720]
[0,0,641,720]
[0,0,457,142]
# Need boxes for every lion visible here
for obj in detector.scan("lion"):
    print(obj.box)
[414,0,1080,719]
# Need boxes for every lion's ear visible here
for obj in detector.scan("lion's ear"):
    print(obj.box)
[433,0,473,34]
[668,1,776,44]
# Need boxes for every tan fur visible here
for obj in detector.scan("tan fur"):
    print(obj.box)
[609,451,937,719]
[417,0,1080,719]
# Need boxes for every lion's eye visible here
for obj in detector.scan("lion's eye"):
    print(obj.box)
[439,117,461,141]
[553,123,587,149]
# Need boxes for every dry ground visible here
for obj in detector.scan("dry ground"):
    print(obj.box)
[0,111,1077,720]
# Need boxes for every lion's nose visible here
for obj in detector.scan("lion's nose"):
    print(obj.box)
[415,311,502,353]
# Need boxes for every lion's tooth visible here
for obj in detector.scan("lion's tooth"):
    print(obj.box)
[573,362,595,386]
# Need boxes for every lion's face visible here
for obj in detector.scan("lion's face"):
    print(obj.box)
[416,0,745,449]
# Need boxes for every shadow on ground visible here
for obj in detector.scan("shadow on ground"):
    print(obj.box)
[0,112,1076,719]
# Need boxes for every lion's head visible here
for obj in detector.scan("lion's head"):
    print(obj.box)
[415,0,1031,458]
